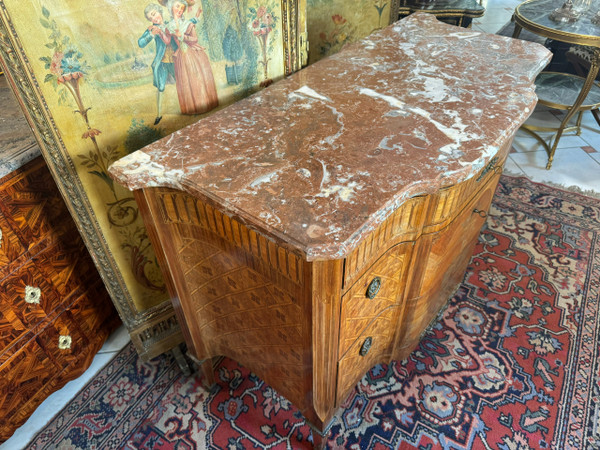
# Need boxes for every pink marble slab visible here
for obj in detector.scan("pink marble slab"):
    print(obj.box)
[109,13,551,261]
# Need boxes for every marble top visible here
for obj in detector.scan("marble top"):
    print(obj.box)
[109,13,551,261]
[0,75,40,178]
[517,0,600,43]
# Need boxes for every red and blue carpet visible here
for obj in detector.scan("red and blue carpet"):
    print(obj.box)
[29,175,600,449]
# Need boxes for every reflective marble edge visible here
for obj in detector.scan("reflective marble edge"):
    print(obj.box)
[517,0,600,39]
[0,76,41,178]
[109,13,551,261]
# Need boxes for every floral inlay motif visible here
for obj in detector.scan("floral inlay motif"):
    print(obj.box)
[24,285,42,304]
[58,335,72,350]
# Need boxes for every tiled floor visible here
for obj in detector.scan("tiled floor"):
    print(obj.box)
[472,0,600,195]
[2,2,600,448]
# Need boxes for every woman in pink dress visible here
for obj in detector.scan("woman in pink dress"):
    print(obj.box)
[163,0,219,115]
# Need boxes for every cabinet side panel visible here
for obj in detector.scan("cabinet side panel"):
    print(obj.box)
[141,188,314,416]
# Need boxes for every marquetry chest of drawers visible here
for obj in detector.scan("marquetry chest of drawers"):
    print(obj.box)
[0,157,120,441]
[109,13,551,445]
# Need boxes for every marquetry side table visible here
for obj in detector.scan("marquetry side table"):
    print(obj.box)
[513,0,600,169]
[0,74,120,441]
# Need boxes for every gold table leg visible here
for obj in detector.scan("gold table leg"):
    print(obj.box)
[546,49,600,169]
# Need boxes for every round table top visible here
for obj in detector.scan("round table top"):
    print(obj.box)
[515,0,600,47]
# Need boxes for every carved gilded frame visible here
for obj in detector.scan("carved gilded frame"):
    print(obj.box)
[0,0,306,360]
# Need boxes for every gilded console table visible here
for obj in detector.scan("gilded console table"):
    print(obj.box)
[110,14,551,445]
[513,0,600,169]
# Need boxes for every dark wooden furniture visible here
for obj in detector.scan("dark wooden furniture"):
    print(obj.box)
[398,0,485,27]
[0,76,119,441]
[110,14,551,445]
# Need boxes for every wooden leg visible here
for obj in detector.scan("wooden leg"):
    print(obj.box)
[592,109,600,127]
[200,357,217,388]
[185,352,217,389]
[171,344,192,376]
[307,417,336,449]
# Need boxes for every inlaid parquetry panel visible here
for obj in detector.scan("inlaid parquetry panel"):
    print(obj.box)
[169,220,310,409]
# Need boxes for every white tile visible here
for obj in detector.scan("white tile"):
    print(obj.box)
[503,155,526,176]
[509,148,600,193]
[0,351,116,449]
[578,125,600,148]
[589,151,600,164]
[97,324,130,354]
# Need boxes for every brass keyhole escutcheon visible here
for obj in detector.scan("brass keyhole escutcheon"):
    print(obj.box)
[473,208,487,218]
[360,337,373,356]
[366,277,381,299]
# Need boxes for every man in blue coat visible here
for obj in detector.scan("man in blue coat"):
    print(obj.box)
[139,4,177,125]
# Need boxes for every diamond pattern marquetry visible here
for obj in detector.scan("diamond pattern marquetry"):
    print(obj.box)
[0,214,24,267]
[336,306,400,404]
[139,155,507,433]
[0,340,58,422]
[176,232,308,409]
[339,242,412,358]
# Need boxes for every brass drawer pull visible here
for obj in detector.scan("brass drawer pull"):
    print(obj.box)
[58,335,72,350]
[360,337,373,356]
[473,209,488,218]
[476,156,500,182]
[24,285,42,304]
[366,277,381,299]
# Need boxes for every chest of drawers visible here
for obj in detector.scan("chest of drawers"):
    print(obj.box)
[109,13,551,444]
[0,158,120,441]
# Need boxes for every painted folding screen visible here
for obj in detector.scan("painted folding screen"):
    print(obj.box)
[307,0,400,64]
[0,0,306,360]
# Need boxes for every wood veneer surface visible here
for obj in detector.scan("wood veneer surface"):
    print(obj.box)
[108,13,552,441]
[0,158,120,441]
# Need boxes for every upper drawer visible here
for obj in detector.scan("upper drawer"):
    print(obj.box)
[0,159,69,255]
[339,241,413,358]
[0,213,26,266]
[0,257,63,349]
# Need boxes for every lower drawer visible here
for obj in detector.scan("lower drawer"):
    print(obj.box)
[0,338,58,436]
[336,306,400,405]
[0,258,63,352]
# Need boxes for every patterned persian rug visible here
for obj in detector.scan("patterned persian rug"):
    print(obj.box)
[29,175,600,449]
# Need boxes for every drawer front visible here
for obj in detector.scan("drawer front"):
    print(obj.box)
[0,258,63,343]
[339,242,412,357]
[0,214,26,266]
[336,306,400,405]
[0,338,58,441]
[398,173,499,358]
[37,308,88,370]
[31,237,98,297]
[65,280,118,339]
[0,159,68,255]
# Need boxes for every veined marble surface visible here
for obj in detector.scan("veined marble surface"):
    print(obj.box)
[0,76,40,178]
[109,13,551,261]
